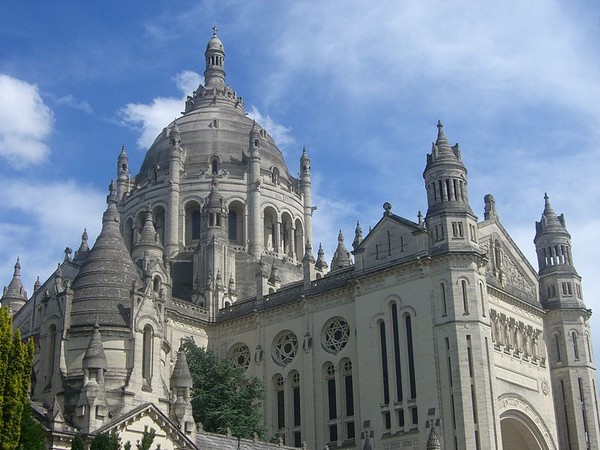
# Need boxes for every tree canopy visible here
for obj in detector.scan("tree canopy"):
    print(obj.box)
[0,307,34,450]
[182,339,266,439]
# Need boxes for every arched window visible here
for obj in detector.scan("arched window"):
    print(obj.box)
[494,240,502,269]
[228,210,238,241]
[391,303,403,402]
[274,374,285,435]
[405,315,417,400]
[290,372,301,447]
[342,360,355,440]
[153,206,165,245]
[379,322,390,405]
[462,280,469,314]
[142,325,153,384]
[479,282,486,317]
[441,283,447,316]
[572,331,580,360]
[153,276,161,293]
[211,159,218,174]
[191,211,201,240]
[325,363,338,443]
[272,167,280,185]
[124,218,134,252]
[555,334,561,362]
[47,325,57,386]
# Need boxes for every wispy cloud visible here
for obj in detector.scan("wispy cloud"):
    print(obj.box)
[52,94,93,114]
[0,179,105,292]
[247,105,295,153]
[119,70,202,149]
[0,74,53,168]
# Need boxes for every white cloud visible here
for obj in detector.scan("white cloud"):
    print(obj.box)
[119,70,202,149]
[247,105,295,152]
[0,74,53,168]
[54,94,93,113]
[0,179,105,292]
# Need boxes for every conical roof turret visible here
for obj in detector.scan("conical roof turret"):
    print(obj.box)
[171,348,193,389]
[352,221,363,250]
[535,193,570,239]
[83,322,107,371]
[132,205,164,262]
[73,229,90,263]
[331,230,353,271]
[1,258,28,313]
[315,244,328,271]
[71,183,141,328]
[205,177,225,212]
[426,425,442,449]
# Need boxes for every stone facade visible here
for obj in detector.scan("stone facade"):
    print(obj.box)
[2,30,599,450]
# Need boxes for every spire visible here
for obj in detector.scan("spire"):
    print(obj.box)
[535,193,569,239]
[83,322,108,372]
[352,221,363,250]
[331,230,353,271]
[74,229,90,263]
[315,243,328,271]
[204,27,226,90]
[34,276,41,293]
[1,258,27,313]
[170,348,193,389]
[70,183,141,328]
[303,240,315,264]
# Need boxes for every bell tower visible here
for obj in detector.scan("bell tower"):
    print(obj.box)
[535,194,600,449]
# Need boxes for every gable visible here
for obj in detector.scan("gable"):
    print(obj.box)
[355,214,427,270]
[478,219,539,303]
[96,403,196,450]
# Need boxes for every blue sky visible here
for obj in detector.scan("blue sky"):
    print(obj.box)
[1,1,600,353]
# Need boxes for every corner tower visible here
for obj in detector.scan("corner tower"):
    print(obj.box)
[423,121,478,252]
[535,194,600,449]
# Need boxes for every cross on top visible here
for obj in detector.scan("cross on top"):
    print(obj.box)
[212,25,218,36]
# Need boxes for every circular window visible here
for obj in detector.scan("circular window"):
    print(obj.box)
[228,343,251,370]
[322,317,350,354]
[272,330,299,366]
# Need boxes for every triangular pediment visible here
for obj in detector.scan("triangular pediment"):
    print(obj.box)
[94,403,196,450]
[478,218,539,302]
[355,213,427,270]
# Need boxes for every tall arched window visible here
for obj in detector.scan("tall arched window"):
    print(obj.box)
[479,282,486,317]
[572,331,580,360]
[379,322,390,405]
[325,363,338,443]
[47,325,57,386]
[274,374,285,436]
[211,159,218,174]
[461,280,469,314]
[142,325,153,385]
[290,372,301,447]
[228,210,238,241]
[441,283,447,316]
[391,303,403,402]
[191,210,201,240]
[405,315,417,400]
[342,360,355,440]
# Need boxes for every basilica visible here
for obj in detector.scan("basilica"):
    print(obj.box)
[2,30,599,450]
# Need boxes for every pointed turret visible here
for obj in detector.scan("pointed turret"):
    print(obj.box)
[352,221,363,250]
[71,182,141,328]
[116,145,129,200]
[73,229,90,263]
[132,205,164,262]
[300,146,314,248]
[1,258,28,314]
[426,425,442,450]
[170,348,196,436]
[423,121,478,253]
[303,240,316,290]
[204,26,226,90]
[536,194,600,449]
[76,322,108,433]
[315,243,328,272]
[330,230,352,271]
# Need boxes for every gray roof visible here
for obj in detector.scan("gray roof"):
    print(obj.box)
[71,193,141,328]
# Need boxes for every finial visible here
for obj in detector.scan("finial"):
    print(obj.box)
[437,120,443,130]
[212,24,218,36]
[119,144,127,155]
[417,211,423,225]
[14,257,21,275]
[383,202,392,216]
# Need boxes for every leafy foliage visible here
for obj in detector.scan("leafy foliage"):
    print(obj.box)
[17,405,45,450]
[71,434,85,450]
[182,338,266,439]
[88,427,159,450]
[0,307,34,450]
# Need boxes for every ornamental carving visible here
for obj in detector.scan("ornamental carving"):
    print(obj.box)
[489,308,546,367]
[272,330,298,366]
[228,343,251,370]
[322,317,350,354]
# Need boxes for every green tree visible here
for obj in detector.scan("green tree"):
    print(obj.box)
[71,434,85,450]
[182,339,266,439]
[0,307,34,450]
[17,405,46,450]
[90,431,122,450]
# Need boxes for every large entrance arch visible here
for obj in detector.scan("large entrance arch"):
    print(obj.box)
[498,394,557,450]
